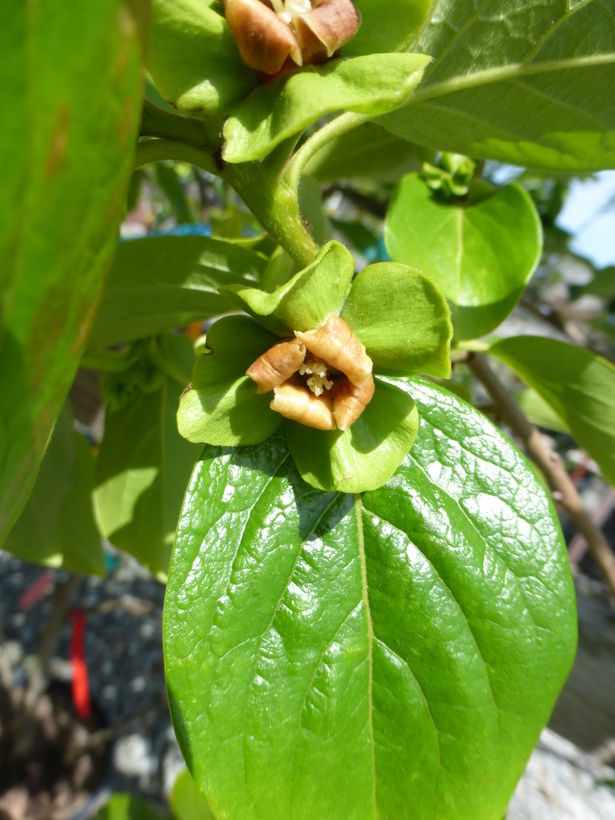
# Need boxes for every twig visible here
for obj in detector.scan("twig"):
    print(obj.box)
[568,489,615,565]
[467,352,615,597]
[65,694,165,765]
[25,574,82,712]
[82,596,157,619]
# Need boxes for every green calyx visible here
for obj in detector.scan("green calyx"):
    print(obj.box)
[147,0,432,162]
[178,240,452,493]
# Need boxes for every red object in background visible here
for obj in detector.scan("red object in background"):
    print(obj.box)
[70,608,91,719]
[18,569,55,611]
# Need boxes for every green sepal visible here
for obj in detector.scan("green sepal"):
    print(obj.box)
[341,262,452,377]
[221,241,355,336]
[223,53,431,163]
[147,0,258,119]
[286,379,418,493]
[177,316,282,446]
[384,175,542,340]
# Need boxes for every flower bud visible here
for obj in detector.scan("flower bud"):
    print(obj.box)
[247,338,306,393]
[333,373,375,431]
[295,315,372,386]
[270,381,336,429]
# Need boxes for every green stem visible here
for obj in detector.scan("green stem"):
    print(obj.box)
[225,162,319,267]
[140,100,214,149]
[134,138,219,176]
[134,138,319,267]
[283,112,372,194]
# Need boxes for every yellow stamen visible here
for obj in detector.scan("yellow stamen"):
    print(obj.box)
[300,360,334,397]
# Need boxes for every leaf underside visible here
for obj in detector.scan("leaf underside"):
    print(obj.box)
[381,0,615,172]
[164,379,576,820]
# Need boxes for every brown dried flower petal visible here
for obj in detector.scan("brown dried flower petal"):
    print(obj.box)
[270,382,335,430]
[246,338,306,393]
[224,0,302,75]
[333,373,375,431]
[295,315,372,387]
[294,0,361,64]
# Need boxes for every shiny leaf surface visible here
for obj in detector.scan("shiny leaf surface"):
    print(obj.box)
[164,379,576,819]
[88,236,266,349]
[381,0,615,172]
[384,175,542,339]
[0,0,144,544]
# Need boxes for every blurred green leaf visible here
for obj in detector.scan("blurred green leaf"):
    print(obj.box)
[3,407,105,576]
[88,236,267,349]
[96,794,170,820]
[305,122,423,183]
[164,379,576,819]
[0,0,145,544]
[155,163,194,224]
[515,388,570,435]
[385,176,542,340]
[381,0,615,171]
[489,336,615,487]
[94,336,201,581]
[223,54,431,163]
[169,769,216,820]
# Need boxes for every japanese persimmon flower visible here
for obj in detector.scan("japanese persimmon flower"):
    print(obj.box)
[178,241,452,493]
[147,0,432,162]
[223,0,361,76]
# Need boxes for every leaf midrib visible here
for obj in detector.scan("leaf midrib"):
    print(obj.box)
[410,53,615,108]
[353,493,377,818]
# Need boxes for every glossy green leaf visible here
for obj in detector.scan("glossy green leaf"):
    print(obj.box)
[164,379,576,819]
[344,0,432,57]
[96,794,170,820]
[223,53,431,163]
[147,0,258,118]
[3,407,105,576]
[341,262,452,376]
[178,316,282,446]
[170,769,216,820]
[287,378,418,493]
[384,176,542,340]
[381,0,615,172]
[88,236,266,349]
[95,337,201,581]
[488,335,615,487]
[222,241,355,336]
[0,0,144,544]
[305,122,424,183]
